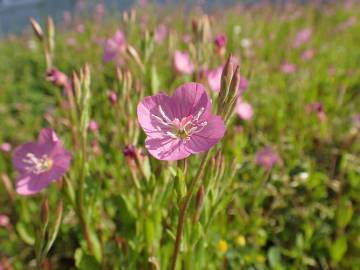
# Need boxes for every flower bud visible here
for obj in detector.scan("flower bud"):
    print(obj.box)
[192,185,205,222]
[47,16,55,54]
[217,55,234,112]
[29,17,44,41]
[40,197,50,227]
[72,72,81,103]
[126,45,144,72]
[46,68,68,88]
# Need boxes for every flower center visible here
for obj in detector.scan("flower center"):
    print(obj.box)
[23,153,53,174]
[152,106,207,140]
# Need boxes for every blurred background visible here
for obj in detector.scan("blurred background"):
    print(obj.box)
[0,0,330,36]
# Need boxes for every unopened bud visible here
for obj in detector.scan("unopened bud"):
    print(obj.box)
[72,72,81,104]
[193,185,205,222]
[40,197,50,227]
[47,16,55,54]
[218,55,234,112]
[116,66,123,82]
[30,17,44,41]
[126,45,144,72]
[228,66,241,102]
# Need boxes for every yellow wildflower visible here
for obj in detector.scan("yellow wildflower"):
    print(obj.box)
[236,235,246,247]
[217,239,228,254]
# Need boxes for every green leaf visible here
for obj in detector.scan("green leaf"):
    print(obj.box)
[336,199,353,229]
[330,236,347,263]
[74,248,101,270]
[268,247,281,268]
[16,222,35,245]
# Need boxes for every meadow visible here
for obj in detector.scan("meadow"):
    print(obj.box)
[0,0,359,269]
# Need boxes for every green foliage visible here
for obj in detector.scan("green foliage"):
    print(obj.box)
[0,1,359,269]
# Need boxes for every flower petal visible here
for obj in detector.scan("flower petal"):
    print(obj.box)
[185,115,225,153]
[137,93,175,137]
[171,82,211,120]
[16,173,52,196]
[145,137,191,160]
[12,143,41,173]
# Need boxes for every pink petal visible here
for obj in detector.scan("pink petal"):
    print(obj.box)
[185,116,225,153]
[12,143,40,173]
[171,82,211,121]
[145,137,191,161]
[137,93,175,137]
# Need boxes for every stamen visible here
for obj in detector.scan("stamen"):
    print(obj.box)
[193,107,205,121]
[158,105,172,123]
[23,153,53,175]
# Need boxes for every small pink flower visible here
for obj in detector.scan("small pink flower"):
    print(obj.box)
[154,24,168,44]
[235,99,253,120]
[103,30,127,62]
[123,144,137,158]
[306,102,326,121]
[207,65,248,94]
[256,147,280,170]
[293,27,312,48]
[76,24,85,33]
[301,49,315,61]
[12,129,72,196]
[137,82,225,160]
[63,11,72,27]
[108,90,118,105]
[214,33,227,55]
[214,33,227,49]
[46,68,69,88]
[281,62,297,74]
[173,51,194,75]
[95,3,105,18]
[0,215,10,227]
[0,143,12,153]
[88,120,99,133]
[338,16,356,31]
[138,0,149,6]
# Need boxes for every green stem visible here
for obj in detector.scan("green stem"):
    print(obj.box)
[170,152,211,270]
[77,133,95,255]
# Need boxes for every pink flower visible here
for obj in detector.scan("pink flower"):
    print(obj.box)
[88,120,99,133]
[301,49,315,61]
[12,129,72,196]
[76,24,85,33]
[63,11,72,27]
[103,30,127,62]
[256,147,280,170]
[338,16,356,31]
[207,65,248,94]
[0,143,12,153]
[173,50,194,75]
[306,102,326,121]
[137,82,225,160]
[46,68,69,88]
[154,24,168,44]
[235,99,253,120]
[0,215,10,227]
[281,62,297,74]
[214,33,227,49]
[108,90,118,105]
[293,27,312,48]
